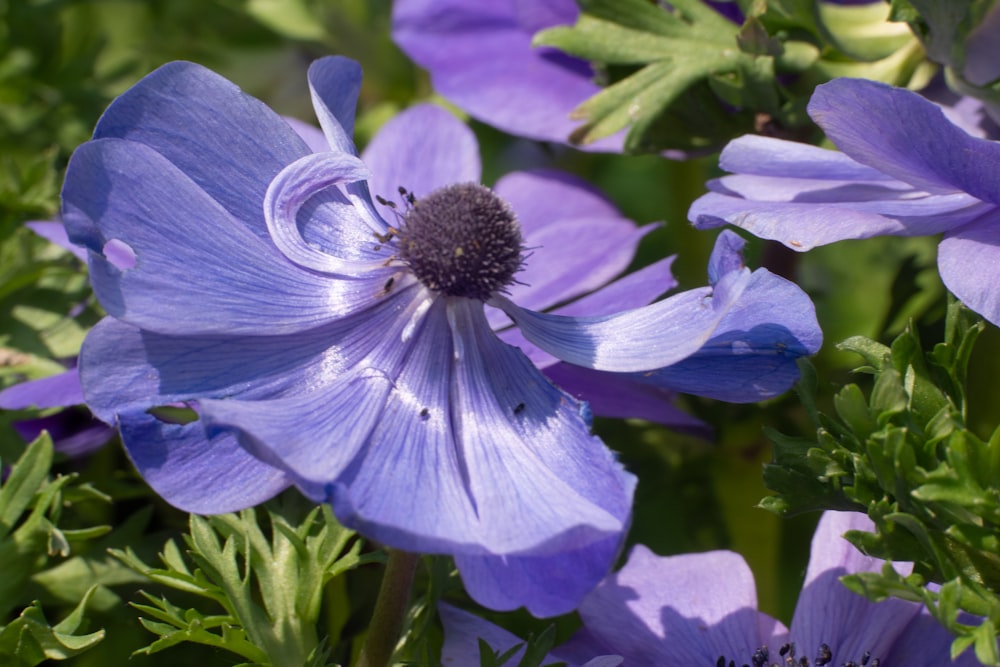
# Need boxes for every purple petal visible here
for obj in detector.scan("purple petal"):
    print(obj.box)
[718,135,892,181]
[541,362,710,435]
[707,229,747,284]
[790,512,920,665]
[78,292,420,425]
[642,267,822,402]
[307,56,362,154]
[493,169,622,232]
[456,533,626,618]
[264,151,394,274]
[490,169,656,313]
[90,60,309,242]
[0,369,84,409]
[494,268,750,372]
[283,117,330,153]
[329,299,634,570]
[361,104,480,219]
[12,411,114,458]
[690,188,988,251]
[882,609,986,666]
[199,368,394,494]
[117,408,291,513]
[809,78,1000,204]
[570,545,781,664]
[63,139,384,336]
[439,603,537,665]
[392,0,621,150]
[25,221,87,262]
[939,208,1000,327]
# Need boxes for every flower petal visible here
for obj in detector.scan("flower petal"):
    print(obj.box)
[307,56,362,154]
[439,603,537,665]
[361,104,480,218]
[809,78,1000,203]
[790,512,920,665]
[642,267,822,402]
[91,60,309,241]
[494,268,750,372]
[12,411,114,458]
[117,408,291,513]
[199,368,393,497]
[63,139,384,335]
[689,188,988,251]
[939,208,1000,327]
[329,299,634,567]
[568,545,779,664]
[264,151,393,274]
[455,533,626,618]
[26,220,86,262]
[718,134,892,181]
[392,0,621,149]
[493,169,622,233]
[0,369,84,409]
[542,362,710,435]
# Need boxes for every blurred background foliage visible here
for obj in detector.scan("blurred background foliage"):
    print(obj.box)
[1,0,996,664]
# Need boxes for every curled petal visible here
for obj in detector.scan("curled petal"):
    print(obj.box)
[307,56,362,154]
[494,269,750,372]
[0,369,84,409]
[63,140,384,336]
[264,152,390,274]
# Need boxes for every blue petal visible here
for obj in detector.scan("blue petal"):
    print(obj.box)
[456,532,626,618]
[264,151,394,274]
[117,408,291,513]
[809,78,1000,204]
[307,56,362,154]
[361,104,480,218]
[939,208,1000,327]
[644,268,822,402]
[326,298,634,568]
[91,60,309,241]
[0,369,84,409]
[494,268,750,372]
[63,139,384,335]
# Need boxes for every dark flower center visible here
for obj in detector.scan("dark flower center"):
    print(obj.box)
[715,642,880,667]
[396,182,524,301]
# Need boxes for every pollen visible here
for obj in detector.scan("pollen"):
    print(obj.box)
[396,182,524,301]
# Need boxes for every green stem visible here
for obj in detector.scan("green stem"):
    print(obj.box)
[356,549,420,667]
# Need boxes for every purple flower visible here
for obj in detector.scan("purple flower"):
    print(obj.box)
[62,56,819,615]
[441,511,984,666]
[0,222,115,458]
[690,76,1000,328]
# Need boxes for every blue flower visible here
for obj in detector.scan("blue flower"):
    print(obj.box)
[62,56,819,615]
[441,512,986,666]
[690,77,1000,327]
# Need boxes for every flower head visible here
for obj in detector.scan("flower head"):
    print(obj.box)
[441,512,986,666]
[689,77,1000,327]
[63,56,819,615]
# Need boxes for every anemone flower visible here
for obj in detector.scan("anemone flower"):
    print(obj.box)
[441,511,985,666]
[62,56,819,616]
[689,76,1000,328]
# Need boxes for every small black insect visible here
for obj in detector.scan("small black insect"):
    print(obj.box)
[513,402,525,414]
[419,407,430,420]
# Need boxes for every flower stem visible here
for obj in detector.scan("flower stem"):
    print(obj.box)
[356,549,420,667]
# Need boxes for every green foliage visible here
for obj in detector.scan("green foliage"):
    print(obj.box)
[762,301,1000,664]
[0,433,109,664]
[110,493,377,667]
[534,0,926,154]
